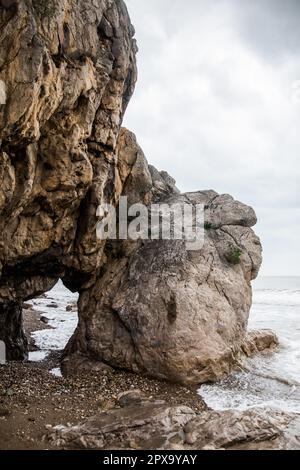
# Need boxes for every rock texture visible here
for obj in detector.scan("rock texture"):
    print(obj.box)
[47,400,195,450]
[184,408,298,450]
[46,396,299,450]
[0,301,27,359]
[0,0,137,358]
[65,132,263,384]
[242,329,279,357]
[1,1,268,386]
[116,127,179,205]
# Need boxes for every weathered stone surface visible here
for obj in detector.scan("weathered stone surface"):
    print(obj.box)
[66,178,263,384]
[0,0,137,357]
[46,401,196,450]
[46,401,300,450]
[184,408,297,450]
[229,414,300,450]
[61,351,113,376]
[242,329,279,357]
[116,128,179,204]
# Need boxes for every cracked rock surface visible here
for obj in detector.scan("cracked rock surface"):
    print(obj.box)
[46,398,300,450]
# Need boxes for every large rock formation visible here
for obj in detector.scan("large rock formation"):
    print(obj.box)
[1,1,267,385]
[0,0,137,358]
[46,395,300,450]
[63,129,263,384]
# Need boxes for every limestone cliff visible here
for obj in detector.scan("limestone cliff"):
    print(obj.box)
[0,0,137,358]
[1,0,268,385]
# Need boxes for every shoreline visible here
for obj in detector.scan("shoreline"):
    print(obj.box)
[0,303,206,450]
[1,285,299,450]
[0,361,206,450]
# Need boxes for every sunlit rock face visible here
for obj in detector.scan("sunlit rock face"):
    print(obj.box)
[0,0,137,358]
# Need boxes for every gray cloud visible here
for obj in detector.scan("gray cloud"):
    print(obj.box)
[231,0,300,61]
[124,0,300,275]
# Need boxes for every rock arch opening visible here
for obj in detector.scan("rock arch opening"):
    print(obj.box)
[22,280,78,375]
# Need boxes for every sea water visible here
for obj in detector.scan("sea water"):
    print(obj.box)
[29,281,78,359]
[199,277,300,413]
[30,278,300,414]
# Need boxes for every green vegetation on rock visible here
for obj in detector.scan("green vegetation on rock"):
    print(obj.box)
[226,247,243,265]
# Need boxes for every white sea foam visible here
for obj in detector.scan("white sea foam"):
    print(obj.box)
[50,367,63,378]
[199,277,300,413]
[30,281,78,353]
[28,350,49,362]
[29,277,300,414]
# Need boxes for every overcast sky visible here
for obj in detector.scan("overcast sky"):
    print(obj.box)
[124,0,300,276]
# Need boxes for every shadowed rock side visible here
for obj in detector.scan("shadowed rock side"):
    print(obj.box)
[63,129,266,385]
[0,0,137,358]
